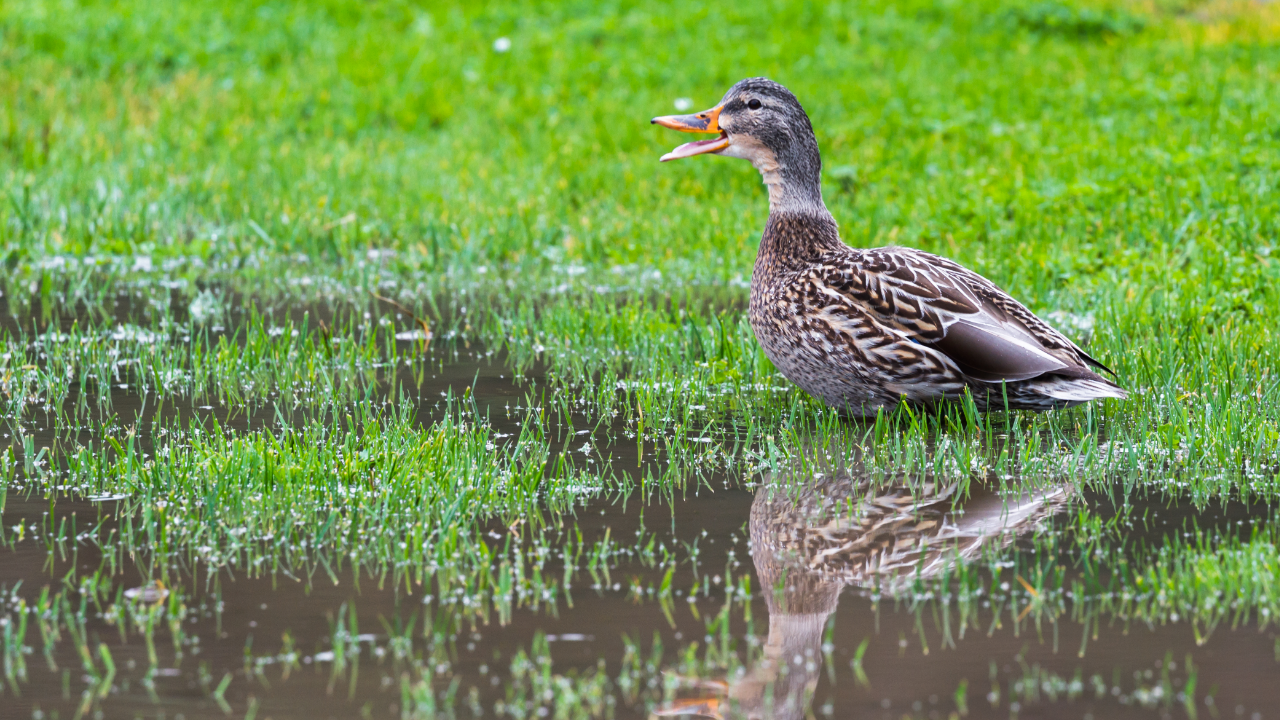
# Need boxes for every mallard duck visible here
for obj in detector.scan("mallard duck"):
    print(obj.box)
[653,78,1126,416]
[655,442,1071,719]
[748,454,1072,596]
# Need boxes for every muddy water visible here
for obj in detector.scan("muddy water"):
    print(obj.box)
[2,457,1278,719]
[2,345,577,478]
[2,314,1280,719]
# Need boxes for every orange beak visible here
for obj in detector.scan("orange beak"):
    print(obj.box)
[651,104,729,162]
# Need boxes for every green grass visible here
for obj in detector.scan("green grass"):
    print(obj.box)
[1,0,1280,716]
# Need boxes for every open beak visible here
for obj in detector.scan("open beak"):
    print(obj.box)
[651,104,729,162]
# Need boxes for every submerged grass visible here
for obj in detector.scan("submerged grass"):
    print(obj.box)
[1,305,436,415]
[6,288,1276,497]
[12,398,616,583]
[2,465,1277,717]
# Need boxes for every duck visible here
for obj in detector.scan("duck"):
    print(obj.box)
[653,78,1126,416]
[654,439,1071,719]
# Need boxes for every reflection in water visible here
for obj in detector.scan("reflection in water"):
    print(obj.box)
[658,445,1070,719]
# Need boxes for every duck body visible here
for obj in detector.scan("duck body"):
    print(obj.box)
[749,211,1125,416]
[655,78,1126,416]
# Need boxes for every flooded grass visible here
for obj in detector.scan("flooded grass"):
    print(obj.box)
[0,287,1276,720]
[2,447,1280,719]
[0,295,1278,716]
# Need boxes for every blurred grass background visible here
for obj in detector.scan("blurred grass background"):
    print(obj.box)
[2,0,1276,303]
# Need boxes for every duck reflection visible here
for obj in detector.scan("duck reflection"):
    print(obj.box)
[655,444,1071,720]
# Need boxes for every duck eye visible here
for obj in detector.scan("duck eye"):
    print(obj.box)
[747,98,762,110]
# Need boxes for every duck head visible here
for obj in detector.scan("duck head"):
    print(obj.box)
[652,77,824,212]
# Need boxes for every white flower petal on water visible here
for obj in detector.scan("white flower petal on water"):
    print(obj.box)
[546,633,593,642]
[124,583,169,603]
[88,493,130,502]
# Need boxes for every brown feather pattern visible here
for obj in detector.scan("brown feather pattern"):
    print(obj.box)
[650,77,1130,416]
[749,209,1127,415]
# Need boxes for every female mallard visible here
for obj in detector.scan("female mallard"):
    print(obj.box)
[656,442,1071,719]
[653,78,1126,416]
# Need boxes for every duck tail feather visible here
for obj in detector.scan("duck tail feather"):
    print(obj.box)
[1034,374,1128,402]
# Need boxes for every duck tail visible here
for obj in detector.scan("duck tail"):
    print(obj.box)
[1031,372,1128,403]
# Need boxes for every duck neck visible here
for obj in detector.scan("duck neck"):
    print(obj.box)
[761,163,827,217]
[756,201,844,276]
[746,134,843,265]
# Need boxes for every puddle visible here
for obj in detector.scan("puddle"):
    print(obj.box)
[2,440,1279,719]
[3,300,1280,719]
[1,340,620,479]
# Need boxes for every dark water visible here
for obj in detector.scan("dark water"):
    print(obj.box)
[1,315,1278,719]
[2,451,1277,719]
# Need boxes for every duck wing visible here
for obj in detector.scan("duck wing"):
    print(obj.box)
[819,246,1114,385]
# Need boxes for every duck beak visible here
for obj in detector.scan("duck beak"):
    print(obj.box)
[651,104,729,162]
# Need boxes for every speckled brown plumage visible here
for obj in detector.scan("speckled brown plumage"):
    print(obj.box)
[749,212,1126,415]
[655,442,1071,720]
[656,78,1128,417]
[749,450,1072,596]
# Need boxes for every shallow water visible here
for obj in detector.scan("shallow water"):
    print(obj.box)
[3,305,1279,719]
[2,472,1278,719]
